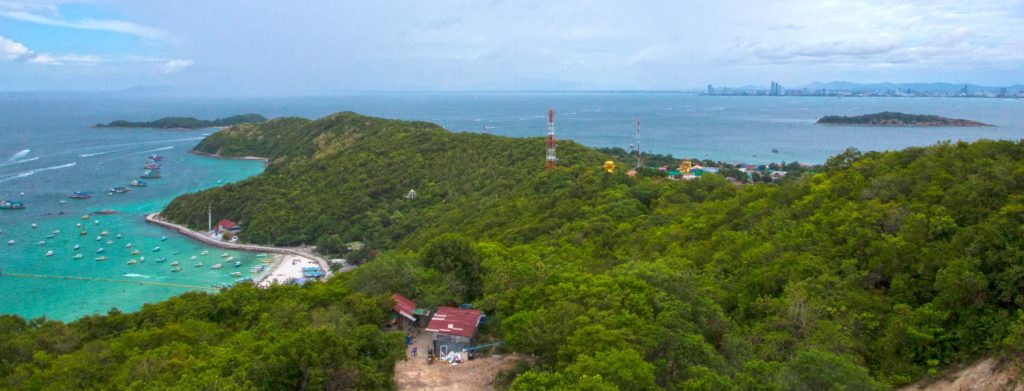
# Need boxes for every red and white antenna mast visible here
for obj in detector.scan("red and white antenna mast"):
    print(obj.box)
[545,109,557,170]
[636,115,641,169]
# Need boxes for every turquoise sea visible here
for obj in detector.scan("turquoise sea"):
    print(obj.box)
[1,93,1022,321]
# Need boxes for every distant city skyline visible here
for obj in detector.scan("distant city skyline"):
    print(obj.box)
[1,0,1023,95]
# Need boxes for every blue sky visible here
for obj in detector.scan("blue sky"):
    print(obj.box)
[1,0,1023,94]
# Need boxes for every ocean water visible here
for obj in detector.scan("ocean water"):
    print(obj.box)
[1,93,1022,321]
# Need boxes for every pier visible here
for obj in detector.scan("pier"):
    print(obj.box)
[0,272,218,291]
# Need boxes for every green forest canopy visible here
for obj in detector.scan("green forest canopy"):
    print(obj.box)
[5,112,1024,390]
[94,114,267,129]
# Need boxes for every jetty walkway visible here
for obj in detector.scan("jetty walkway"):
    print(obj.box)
[144,213,332,278]
[0,272,218,291]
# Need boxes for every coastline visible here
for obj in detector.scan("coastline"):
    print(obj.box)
[816,123,994,127]
[144,213,333,285]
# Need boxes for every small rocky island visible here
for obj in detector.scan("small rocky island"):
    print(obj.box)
[94,114,266,129]
[817,112,992,127]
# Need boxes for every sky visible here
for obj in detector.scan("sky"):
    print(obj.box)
[1,0,1022,95]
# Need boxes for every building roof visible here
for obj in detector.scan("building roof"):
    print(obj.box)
[217,219,238,230]
[392,293,417,322]
[426,306,483,338]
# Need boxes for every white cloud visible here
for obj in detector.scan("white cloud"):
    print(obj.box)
[0,1,166,40]
[0,34,32,60]
[161,59,193,74]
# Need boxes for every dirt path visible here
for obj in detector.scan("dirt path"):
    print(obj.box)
[394,331,531,391]
[902,357,1022,391]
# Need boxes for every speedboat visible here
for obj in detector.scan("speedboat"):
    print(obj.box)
[95,256,107,261]
[80,230,87,236]
[46,234,55,239]
[230,272,242,277]
[140,170,161,179]
[144,162,161,170]
[131,249,141,255]
[37,240,46,246]
[149,154,164,161]
[173,250,180,255]
[31,223,38,228]
[226,256,235,262]
[211,263,223,269]
[160,236,167,241]
[110,186,130,194]
[73,254,83,259]
[152,247,161,252]
[52,229,61,235]
[95,236,102,241]
[190,255,197,260]
[170,261,180,266]
[139,256,145,262]
[0,200,26,210]
[256,253,267,257]
[194,262,203,268]
[100,231,109,236]
[59,200,67,204]
[171,267,182,272]
[96,248,105,253]
[126,259,137,265]
[93,220,100,225]
[221,253,230,258]
[233,261,242,267]
[200,250,208,256]
[125,242,132,248]
[106,240,113,245]
[73,244,80,250]
[116,233,122,239]
[7,239,15,245]
[45,250,54,257]
[129,180,147,187]
[68,191,92,200]
[156,257,167,263]
[81,214,90,220]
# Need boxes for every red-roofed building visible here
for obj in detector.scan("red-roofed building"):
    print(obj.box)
[426,306,484,357]
[387,293,430,331]
[215,219,242,235]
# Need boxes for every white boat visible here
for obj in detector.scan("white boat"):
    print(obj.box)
[100,231,109,236]
[190,255,197,260]
[95,236,102,241]
[45,250,54,257]
[73,254,83,259]
[160,236,167,241]
[194,262,203,267]
[211,263,223,269]
[152,247,161,252]
[125,243,132,248]
[116,233,122,239]
[45,234,54,239]
[73,244,80,250]
[230,272,242,277]
[96,248,105,253]
[156,257,167,263]
[170,261,180,266]
[93,220,100,225]
[221,253,230,258]
[106,240,113,245]
[171,267,182,272]
[37,240,46,246]
[31,223,38,229]
[256,253,267,257]
[95,256,107,261]
[226,256,235,262]
[200,250,208,256]
[139,256,146,262]
[7,240,14,245]
[233,261,242,267]
[131,250,141,255]
[52,229,60,235]
[127,259,137,265]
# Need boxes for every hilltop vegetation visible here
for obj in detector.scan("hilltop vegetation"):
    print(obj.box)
[95,114,267,129]
[817,112,991,127]
[4,112,1024,389]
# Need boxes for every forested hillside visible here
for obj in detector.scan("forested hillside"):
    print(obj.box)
[4,112,1023,390]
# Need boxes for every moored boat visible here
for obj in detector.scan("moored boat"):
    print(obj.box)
[131,249,141,255]
[126,259,137,265]
[68,191,92,199]
[230,272,242,277]
[110,186,130,194]
[170,261,180,266]
[73,254,83,259]
[149,154,164,161]
[129,180,147,187]
[0,200,26,210]
[211,263,223,269]
[95,256,107,261]
[45,250,54,257]
[140,170,161,179]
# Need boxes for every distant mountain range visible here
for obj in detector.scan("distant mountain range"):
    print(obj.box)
[802,81,1024,93]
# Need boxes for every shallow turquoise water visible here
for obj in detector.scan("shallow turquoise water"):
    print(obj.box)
[1,93,1022,321]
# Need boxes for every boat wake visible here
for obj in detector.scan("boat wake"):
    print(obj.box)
[79,149,126,158]
[0,156,40,167]
[0,162,77,184]
[122,273,151,279]
[142,146,175,153]
[4,149,30,163]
